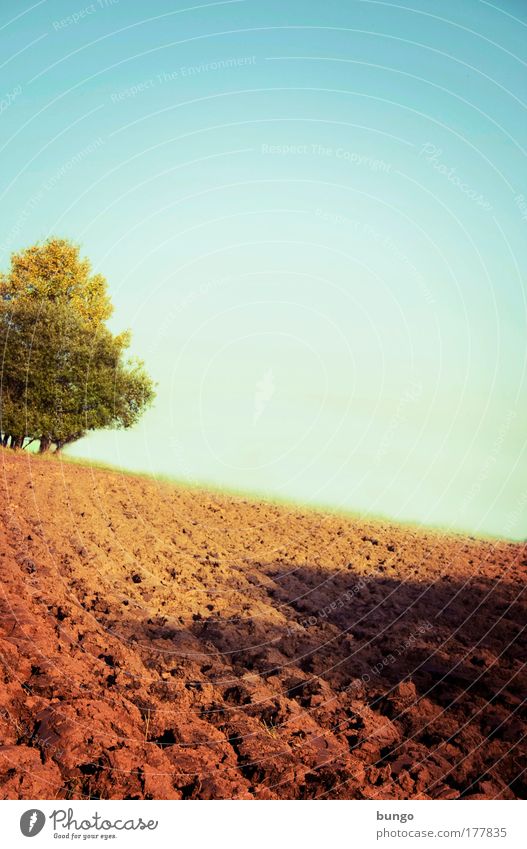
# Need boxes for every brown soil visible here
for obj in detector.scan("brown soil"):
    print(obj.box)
[0,449,525,800]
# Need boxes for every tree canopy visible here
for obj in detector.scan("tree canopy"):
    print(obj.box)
[0,238,155,452]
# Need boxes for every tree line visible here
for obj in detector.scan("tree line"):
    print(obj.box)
[0,238,155,453]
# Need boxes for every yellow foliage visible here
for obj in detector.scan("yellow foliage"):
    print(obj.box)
[1,237,113,326]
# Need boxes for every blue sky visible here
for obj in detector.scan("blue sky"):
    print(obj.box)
[1,0,526,538]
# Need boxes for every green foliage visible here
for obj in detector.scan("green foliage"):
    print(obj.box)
[0,239,155,451]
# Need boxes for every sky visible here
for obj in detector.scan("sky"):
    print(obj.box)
[0,0,526,539]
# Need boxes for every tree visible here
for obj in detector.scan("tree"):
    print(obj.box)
[0,237,112,326]
[0,239,155,452]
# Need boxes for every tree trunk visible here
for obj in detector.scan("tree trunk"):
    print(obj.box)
[39,436,51,454]
[11,436,23,450]
[55,434,82,453]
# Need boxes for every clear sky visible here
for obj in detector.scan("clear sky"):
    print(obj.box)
[1,0,526,538]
